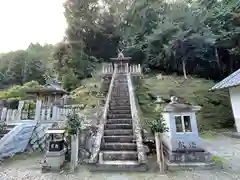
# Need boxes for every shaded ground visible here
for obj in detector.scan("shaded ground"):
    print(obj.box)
[1,134,240,180]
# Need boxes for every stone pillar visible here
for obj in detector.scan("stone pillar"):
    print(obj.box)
[102,65,105,74]
[16,101,24,121]
[138,64,141,73]
[56,107,60,121]
[52,106,57,121]
[6,109,12,124]
[71,132,79,172]
[34,100,42,122]
[41,108,46,121]
[1,108,7,122]
[46,108,51,121]
[127,63,129,73]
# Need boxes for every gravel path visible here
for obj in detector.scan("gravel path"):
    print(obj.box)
[1,135,240,180]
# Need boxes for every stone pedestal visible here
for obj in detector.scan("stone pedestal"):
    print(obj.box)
[1,108,7,122]
[44,149,66,171]
[16,101,24,121]
[34,100,42,122]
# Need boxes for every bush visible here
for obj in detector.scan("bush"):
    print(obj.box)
[0,81,40,100]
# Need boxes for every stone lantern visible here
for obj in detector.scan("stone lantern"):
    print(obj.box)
[161,97,212,166]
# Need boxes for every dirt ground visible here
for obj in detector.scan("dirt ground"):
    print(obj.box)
[1,134,240,180]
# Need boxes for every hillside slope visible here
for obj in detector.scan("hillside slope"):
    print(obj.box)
[136,74,234,131]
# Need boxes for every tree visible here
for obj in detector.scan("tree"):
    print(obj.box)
[147,114,168,173]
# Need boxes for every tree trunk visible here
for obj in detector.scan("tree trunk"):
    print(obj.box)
[215,48,221,70]
[182,59,187,79]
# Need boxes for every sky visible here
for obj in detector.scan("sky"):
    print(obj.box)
[0,0,67,53]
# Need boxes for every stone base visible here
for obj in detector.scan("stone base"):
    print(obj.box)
[163,144,212,163]
[43,149,66,171]
[89,161,148,172]
[165,159,221,171]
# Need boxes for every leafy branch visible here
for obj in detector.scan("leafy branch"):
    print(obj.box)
[147,113,169,134]
[65,112,84,135]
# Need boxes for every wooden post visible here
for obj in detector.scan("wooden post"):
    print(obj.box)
[70,131,79,172]
[160,133,165,171]
[155,132,162,172]
[155,132,164,173]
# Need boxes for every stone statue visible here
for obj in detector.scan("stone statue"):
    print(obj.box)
[117,49,124,59]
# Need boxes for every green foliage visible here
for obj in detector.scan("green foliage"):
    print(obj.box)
[0,81,40,100]
[147,114,169,134]
[0,44,54,87]
[62,69,80,91]
[137,75,234,131]
[66,112,84,135]
[70,77,100,106]
[122,0,240,80]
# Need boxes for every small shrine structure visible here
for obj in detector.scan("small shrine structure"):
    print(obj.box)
[161,96,212,167]
[102,49,141,76]
[26,78,69,122]
[26,79,69,106]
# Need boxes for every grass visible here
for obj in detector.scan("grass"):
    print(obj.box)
[212,155,225,164]
[70,76,102,107]
[136,74,234,132]
[199,131,220,139]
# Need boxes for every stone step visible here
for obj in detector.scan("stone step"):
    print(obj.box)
[111,95,129,97]
[110,103,130,107]
[91,160,147,172]
[107,114,132,119]
[110,99,129,102]
[102,151,138,161]
[109,105,131,110]
[106,119,132,124]
[103,135,135,143]
[104,129,133,136]
[111,98,129,102]
[102,143,137,151]
[111,95,129,98]
[105,124,132,130]
[108,109,131,114]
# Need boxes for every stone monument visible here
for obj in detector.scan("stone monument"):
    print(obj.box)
[161,97,213,168]
[42,129,67,172]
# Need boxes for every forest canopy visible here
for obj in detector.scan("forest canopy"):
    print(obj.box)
[0,0,239,89]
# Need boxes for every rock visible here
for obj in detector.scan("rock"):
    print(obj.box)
[148,92,156,101]
[156,74,163,80]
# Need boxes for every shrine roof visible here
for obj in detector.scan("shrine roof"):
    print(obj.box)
[26,83,69,95]
[163,102,201,112]
[26,88,69,95]
[110,57,132,61]
[210,68,240,91]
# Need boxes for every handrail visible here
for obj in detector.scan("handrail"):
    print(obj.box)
[89,68,117,163]
[127,74,147,164]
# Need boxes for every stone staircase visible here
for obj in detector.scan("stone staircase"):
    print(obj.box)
[96,73,147,171]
